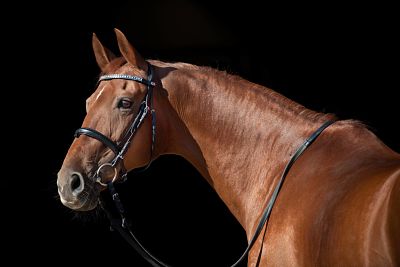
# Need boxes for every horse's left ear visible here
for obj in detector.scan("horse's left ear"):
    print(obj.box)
[92,33,116,72]
[114,28,147,71]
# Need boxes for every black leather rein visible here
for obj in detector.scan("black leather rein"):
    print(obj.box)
[73,62,335,267]
[102,119,334,267]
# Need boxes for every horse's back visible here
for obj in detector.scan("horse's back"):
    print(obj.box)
[253,122,400,266]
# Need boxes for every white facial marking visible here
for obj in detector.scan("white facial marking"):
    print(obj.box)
[95,87,105,101]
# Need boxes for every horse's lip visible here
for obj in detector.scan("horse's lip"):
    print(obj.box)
[80,181,102,210]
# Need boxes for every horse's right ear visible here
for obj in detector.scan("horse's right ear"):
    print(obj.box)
[92,33,116,72]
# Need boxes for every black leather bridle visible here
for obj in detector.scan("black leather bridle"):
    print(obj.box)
[73,62,335,267]
[75,63,156,185]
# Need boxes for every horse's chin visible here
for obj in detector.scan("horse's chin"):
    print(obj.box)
[74,197,99,211]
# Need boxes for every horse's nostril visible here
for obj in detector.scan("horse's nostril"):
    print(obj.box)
[71,174,80,190]
[70,173,84,195]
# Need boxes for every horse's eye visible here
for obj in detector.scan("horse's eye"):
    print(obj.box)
[118,99,133,109]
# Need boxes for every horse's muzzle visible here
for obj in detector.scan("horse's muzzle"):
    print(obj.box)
[57,170,99,211]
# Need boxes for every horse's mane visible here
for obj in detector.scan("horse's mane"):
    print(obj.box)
[150,60,336,124]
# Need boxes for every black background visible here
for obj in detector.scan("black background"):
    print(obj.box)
[7,1,398,266]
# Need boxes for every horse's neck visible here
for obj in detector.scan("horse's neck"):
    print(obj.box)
[155,62,330,234]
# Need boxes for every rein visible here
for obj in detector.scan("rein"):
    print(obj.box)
[74,62,335,266]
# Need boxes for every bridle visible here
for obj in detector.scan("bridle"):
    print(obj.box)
[74,62,173,266]
[75,63,156,186]
[73,62,335,267]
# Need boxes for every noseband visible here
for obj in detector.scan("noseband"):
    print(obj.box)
[74,63,156,185]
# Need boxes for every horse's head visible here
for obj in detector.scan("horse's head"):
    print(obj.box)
[57,29,155,211]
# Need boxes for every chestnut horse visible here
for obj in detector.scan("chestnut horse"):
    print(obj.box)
[57,29,400,266]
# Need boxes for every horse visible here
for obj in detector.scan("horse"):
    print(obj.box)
[57,29,400,266]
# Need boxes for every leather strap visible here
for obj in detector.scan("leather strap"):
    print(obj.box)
[104,120,336,267]
[98,74,155,87]
[75,127,119,155]
[231,119,335,266]
[101,183,170,267]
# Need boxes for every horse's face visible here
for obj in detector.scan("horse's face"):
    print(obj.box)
[57,30,152,211]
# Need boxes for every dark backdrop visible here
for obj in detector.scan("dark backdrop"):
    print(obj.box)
[7,1,398,266]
